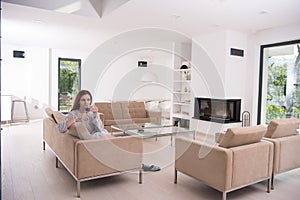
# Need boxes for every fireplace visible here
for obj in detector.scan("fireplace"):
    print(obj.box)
[194,97,241,123]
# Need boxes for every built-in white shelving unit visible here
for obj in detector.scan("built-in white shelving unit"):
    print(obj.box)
[172,64,192,128]
[171,42,192,128]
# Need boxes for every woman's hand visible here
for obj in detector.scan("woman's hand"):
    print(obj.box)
[90,104,98,113]
[67,115,78,128]
[90,104,99,118]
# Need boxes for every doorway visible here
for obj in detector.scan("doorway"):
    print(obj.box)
[58,58,81,113]
[258,40,300,124]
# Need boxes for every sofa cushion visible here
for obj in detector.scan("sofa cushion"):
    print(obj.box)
[45,107,54,118]
[45,107,66,124]
[52,111,66,124]
[121,101,147,119]
[95,102,123,120]
[129,101,147,118]
[219,125,267,148]
[68,122,93,140]
[119,102,131,119]
[145,100,160,112]
[265,118,300,138]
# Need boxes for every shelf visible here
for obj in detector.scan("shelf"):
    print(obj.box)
[173,92,191,95]
[171,48,192,127]
[173,102,191,106]
[173,80,191,83]
[174,69,191,72]
[173,113,191,120]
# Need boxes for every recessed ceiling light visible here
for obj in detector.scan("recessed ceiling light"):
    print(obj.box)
[32,20,44,24]
[170,14,181,20]
[212,24,220,27]
[259,10,269,15]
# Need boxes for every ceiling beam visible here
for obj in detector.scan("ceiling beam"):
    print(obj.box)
[89,0,130,18]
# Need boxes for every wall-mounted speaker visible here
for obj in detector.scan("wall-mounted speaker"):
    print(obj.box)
[230,48,244,57]
[13,50,25,58]
[138,61,147,67]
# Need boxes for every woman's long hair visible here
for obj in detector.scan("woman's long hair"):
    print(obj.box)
[70,90,92,111]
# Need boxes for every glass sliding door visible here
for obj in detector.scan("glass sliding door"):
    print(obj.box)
[58,58,81,113]
[259,40,300,124]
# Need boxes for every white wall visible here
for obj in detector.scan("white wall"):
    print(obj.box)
[1,43,49,119]
[192,30,227,87]
[92,50,173,101]
[1,42,92,119]
[224,30,248,100]
[81,28,190,102]
[1,42,173,119]
[192,30,248,99]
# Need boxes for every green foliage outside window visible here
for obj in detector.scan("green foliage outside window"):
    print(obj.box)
[59,60,80,112]
[266,52,300,124]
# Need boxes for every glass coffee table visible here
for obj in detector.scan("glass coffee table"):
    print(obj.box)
[111,123,195,145]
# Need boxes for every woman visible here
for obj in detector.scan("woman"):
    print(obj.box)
[58,90,109,139]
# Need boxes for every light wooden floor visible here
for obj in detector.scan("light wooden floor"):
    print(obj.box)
[2,120,300,200]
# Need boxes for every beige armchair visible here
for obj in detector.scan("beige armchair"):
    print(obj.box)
[175,125,274,200]
[263,118,300,189]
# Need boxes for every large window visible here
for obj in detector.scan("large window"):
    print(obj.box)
[58,58,81,113]
[258,40,300,124]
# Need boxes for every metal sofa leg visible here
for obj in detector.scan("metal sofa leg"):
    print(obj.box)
[174,168,177,184]
[267,178,271,193]
[77,181,80,197]
[271,173,274,190]
[55,157,59,168]
[43,141,45,150]
[222,191,227,200]
[139,169,142,184]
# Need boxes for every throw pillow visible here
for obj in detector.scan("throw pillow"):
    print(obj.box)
[68,122,93,140]
[219,125,266,148]
[265,118,300,138]
[45,107,54,118]
[145,100,160,112]
[45,107,64,124]
[52,111,66,124]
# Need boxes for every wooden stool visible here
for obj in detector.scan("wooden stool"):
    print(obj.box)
[11,99,29,122]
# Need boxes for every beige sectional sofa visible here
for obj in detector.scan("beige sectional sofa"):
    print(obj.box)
[175,125,274,200]
[263,118,300,189]
[95,101,161,132]
[43,109,143,197]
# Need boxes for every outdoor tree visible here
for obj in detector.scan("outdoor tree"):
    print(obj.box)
[266,45,300,123]
[59,60,80,110]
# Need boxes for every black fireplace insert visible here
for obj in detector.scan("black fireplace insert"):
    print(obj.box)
[194,97,241,123]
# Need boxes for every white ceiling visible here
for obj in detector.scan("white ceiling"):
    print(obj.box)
[2,0,300,51]
[2,0,131,18]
